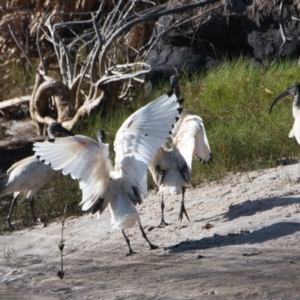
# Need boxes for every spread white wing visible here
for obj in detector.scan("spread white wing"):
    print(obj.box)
[33,135,113,211]
[114,92,181,197]
[33,91,182,209]
[173,112,211,169]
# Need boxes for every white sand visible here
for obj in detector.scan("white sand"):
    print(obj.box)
[1,162,300,299]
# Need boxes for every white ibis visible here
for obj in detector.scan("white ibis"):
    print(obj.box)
[269,82,300,145]
[33,87,183,255]
[149,76,211,225]
[149,109,212,225]
[0,122,74,229]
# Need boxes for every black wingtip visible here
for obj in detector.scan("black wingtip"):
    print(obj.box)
[36,155,40,160]
[177,108,183,114]
[175,116,179,122]
[48,138,55,143]
[167,90,173,97]
[178,98,184,105]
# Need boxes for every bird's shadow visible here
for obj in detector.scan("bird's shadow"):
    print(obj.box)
[166,221,300,253]
[167,195,300,253]
[222,195,300,221]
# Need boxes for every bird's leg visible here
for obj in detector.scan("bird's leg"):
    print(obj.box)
[29,197,36,226]
[5,194,20,230]
[139,224,158,250]
[122,230,136,256]
[178,187,190,222]
[159,195,169,226]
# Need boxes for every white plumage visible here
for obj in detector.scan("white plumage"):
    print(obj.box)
[269,82,300,145]
[0,122,74,229]
[149,109,212,225]
[0,156,54,229]
[33,89,182,255]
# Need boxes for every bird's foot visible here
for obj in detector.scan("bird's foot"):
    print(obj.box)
[126,250,137,256]
[178,203,190,222]
[149,244,159,250]
[159,219,170,227]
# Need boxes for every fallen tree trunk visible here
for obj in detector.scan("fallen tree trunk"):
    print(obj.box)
[0,133,45,172]
[0,95,31,110]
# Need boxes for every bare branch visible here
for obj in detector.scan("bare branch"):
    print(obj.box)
[277,0,299,56]
[5,0,221,134]
[0,96,31,110]
[8,25,40,75]
[100,0,220,61]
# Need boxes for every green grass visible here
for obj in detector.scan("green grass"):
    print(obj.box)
[76,57,300,187]
[2,57,300,230]
[183,58,300,185]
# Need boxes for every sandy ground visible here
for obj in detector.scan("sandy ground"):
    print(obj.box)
[2,162,300,299]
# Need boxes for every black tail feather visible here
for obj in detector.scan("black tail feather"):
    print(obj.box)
[91,198,105,214]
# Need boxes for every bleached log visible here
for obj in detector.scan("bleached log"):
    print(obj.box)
[0,95,31,110]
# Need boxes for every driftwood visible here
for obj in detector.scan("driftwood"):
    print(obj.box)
[2,0,220,136]
[0,133,45,172]
[0,96,31,110]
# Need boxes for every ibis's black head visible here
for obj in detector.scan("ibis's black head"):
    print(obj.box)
[170,75,178,88]
[269,82,300,114]
[286,82,300,96]
[168,75,180,97]
[47,122,75,138]
[96,130,106,143]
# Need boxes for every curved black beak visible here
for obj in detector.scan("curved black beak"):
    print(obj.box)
[269,90,290,114]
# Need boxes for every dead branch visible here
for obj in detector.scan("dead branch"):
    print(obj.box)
[5,0,221,135]
[0,96,31,110]
[277,0,299,57]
